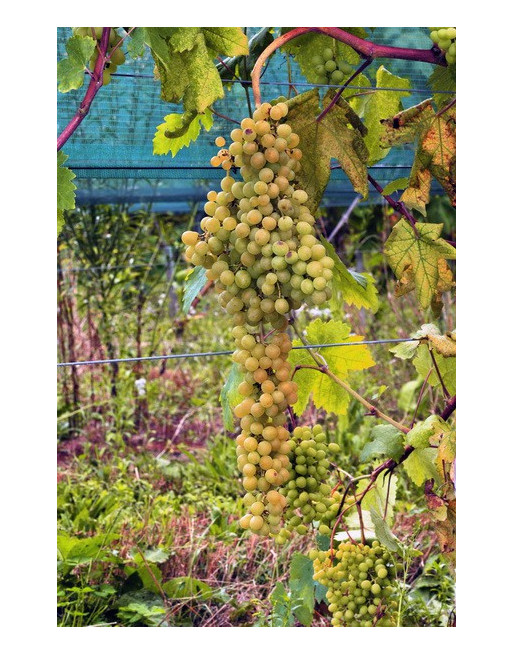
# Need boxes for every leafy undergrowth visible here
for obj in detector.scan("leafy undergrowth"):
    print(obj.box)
[58,434,454,627]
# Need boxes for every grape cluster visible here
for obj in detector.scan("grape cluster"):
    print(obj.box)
[311,48,354,86]
[73,27,126,85]
[275,425,341,543]
[181,101,336,535]
[310,541,399,627]
[429,27,456,65]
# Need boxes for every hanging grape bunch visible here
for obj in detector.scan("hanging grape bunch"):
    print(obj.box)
[181,100,336,537]
[429,27,456,65]
[275,425,342,544]
[311,47,354,86]
[310,541,399,627]
[73,28,126,85]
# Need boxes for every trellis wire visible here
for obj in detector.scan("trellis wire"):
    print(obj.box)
[108,72,455,94]
[57,338,416,368]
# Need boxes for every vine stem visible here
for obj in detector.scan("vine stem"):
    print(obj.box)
[367,173,419,237]
[57,28,111,151]
[251,27,446,106]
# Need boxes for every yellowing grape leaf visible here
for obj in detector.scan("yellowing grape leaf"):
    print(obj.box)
[288,319,374,415]
[413,343,456,395]
[285,89,368,212]
[403,448,439,487]
[362,66,411,166]
[407,415,451,450]
[57,34,96,92]
[145,28,248,111]
[425,479,455,567]
[154,110,213,156]
[321,237,379,312]
[384,219,456,310]
[381,99,456,214]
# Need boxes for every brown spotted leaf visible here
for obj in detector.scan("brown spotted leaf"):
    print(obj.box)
[381,99,456,215]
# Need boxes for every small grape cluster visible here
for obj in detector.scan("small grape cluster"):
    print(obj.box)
[429,27,456,65]
[311,48,354,86]
[275,425,341,543]
[181,101,335,536]
[310,541,399,627]
[73,27,126,85]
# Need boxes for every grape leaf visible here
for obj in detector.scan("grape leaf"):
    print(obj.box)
[382,177,409,196]
[425,479,455,566]
[403,448,439,487]
[381,99,456,214]
[288,319,374,415]
[181,266,207,313]
[413,344,456,395]
[407,415,451,449]
[320,237,379,312]
[370,508,400,552]
[57,34,96,92]
[428,65,456,110]
[57,151,76,235]
[285,89,368,213]
[219,363,244,432]
[126,28,146,58]
[154,110,213,156]
[359,472,398,526]
[362,66,411,166]
[202,28,249,56]
[383,219,456,310]
[361,425,405,463]
[289,553,315,626]
[146,28,248,111]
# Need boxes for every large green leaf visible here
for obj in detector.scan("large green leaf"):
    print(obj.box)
[361,424,405,463]
[285,89,368,212]
[403,448,439,487]
[57,34,96,92]
[413,343,456,395]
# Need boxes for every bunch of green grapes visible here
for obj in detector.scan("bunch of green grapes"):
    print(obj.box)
[311,48,354,86]
[429,27,456,64]
[181,101,335,536]
[274,425,341,543]
[310,541,399,627]
[73,27,126,85]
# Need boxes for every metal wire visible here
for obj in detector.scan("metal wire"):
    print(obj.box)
[57,338,416,368]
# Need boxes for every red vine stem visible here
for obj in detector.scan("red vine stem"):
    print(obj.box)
[251,27,446,106]
[57,28,112,151]
[367,173,419,237]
